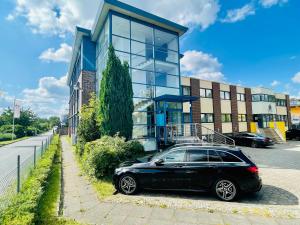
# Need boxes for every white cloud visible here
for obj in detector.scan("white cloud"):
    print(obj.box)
[292,72,300,84]
[7,0,100,36]
[271,80,280,87]
[221,4,255,23]
[181,50,225,81]
[123,0,220,30]
[39,43,72,63]
[259,0,288,8]
[0,76,69,118]
[7,0,220,36]
[290,56,296,60]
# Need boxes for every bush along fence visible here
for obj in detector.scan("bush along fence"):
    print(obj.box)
[0,134,54,216]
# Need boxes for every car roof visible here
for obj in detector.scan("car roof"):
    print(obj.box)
[171,143,240,151]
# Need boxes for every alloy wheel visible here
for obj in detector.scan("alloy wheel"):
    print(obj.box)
[119,175,137,195]
[215,179,237,201]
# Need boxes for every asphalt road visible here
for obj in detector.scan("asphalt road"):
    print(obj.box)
[0,131,53,182]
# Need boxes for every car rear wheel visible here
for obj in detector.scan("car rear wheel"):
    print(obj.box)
[214,179,238,201]
[118,174,138,195]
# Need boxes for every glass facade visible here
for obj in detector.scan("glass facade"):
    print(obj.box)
[96,12,181,139]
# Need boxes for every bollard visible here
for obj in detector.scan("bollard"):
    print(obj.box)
[17,155,20,193]
[34,146,36,168]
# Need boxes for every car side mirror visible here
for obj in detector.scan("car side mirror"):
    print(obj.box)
[154,158,164,165]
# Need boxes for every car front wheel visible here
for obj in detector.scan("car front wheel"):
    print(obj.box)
[118,174,139,195]
[214,179,238,201]
[251,141,257,148]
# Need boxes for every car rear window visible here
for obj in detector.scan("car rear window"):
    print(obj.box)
[208,150,222,162]
[217,151,242,162]
[187,149,208,162]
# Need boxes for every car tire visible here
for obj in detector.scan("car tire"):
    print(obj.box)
[118,174,139,195]
[213,178,239,201]
[251,141,257,148]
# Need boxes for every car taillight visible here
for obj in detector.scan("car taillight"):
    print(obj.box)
[247,166,259,174]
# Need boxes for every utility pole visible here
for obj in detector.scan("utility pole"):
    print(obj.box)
[12,98,15,140]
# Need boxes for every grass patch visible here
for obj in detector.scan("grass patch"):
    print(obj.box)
[92,177,115,199]
[0,136,30,147]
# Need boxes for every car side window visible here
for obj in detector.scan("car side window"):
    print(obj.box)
[163,149,186,162]
[208,150,222,162]
[187,149,208,162]
[217,151,242,162]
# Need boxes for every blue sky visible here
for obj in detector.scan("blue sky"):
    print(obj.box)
[0,0,299,117]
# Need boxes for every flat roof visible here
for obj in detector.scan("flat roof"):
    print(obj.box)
[92,0,188,41]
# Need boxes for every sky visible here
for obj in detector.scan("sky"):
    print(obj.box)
[0,0,299,118]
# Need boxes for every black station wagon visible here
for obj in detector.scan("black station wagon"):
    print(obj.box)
[113,144,262,201]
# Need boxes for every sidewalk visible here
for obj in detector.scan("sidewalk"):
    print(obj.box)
[61,136,300,225]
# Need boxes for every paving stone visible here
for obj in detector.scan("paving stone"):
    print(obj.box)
[222,213,252,225]
[174,208,199,224]
[150,207,175,221]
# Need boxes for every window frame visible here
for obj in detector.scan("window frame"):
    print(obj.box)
[237,93,245,101]
[200,88,213,98]
[222,114,232,123]
[220,91,231,100]
[201,113,214,123]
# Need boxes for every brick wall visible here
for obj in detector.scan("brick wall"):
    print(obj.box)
[212,82,222,133]
[190,78,201,123]
[230,85,239,133]
[81,70,96,106]
[245,88,253,132]
[286,95,292,129]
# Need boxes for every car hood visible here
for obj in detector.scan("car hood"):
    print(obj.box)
[118,156,152,168]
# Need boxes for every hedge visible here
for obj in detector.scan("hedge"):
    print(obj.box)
[82,135,144,179]
[0,135,60,225]
[0,133,16,142]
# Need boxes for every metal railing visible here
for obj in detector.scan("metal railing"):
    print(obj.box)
[165,123,235,146]
[0,134,54,214]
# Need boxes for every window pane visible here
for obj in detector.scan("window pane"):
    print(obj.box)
[112,35,130,52]
[200,89,206,97]
[133,111,154,125]
[225,92,230,100]
[115,51,130,65]
[209,150,222,162]
[133,125,155,138]
[155,47,178,63]
[155,61,179,75]
[131,41,153,58]
[182,86,191,96]
[155,29,178,52]
[132,69,154,85]
[112,15,130,38]
[163,150,185,162]
[184,113,190,123]
[155,73,179,88]
[131,21,153,44]
[220,91,224,99]
[131,55,154,71]
[206,89,212,98]
[156,87,179,97]
[188,150,208,162]
[201,114,206,123]
[133,98,154,111]
[217,151,241,162]
[207,114,214,123]
[241,94,245,101]
[133,83,154,98]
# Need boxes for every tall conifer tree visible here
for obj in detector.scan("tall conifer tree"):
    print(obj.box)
[98,45,134,139]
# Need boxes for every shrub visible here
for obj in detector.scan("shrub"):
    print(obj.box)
[76,94,100,156]
[0,136,60,225]
[25,126,36,136]
[0,125,26,138]
[0,133,16,141]
[82,135,144,179]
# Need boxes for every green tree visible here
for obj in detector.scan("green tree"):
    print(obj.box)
[77,93,101,155]
[98,45,134,140]
[48,116,61,127]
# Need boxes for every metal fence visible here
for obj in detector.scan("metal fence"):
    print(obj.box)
[0,134,54,213]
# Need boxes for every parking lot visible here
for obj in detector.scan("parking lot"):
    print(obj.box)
[105,141,300,219]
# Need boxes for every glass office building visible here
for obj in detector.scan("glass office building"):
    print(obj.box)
[95,9,183,141]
